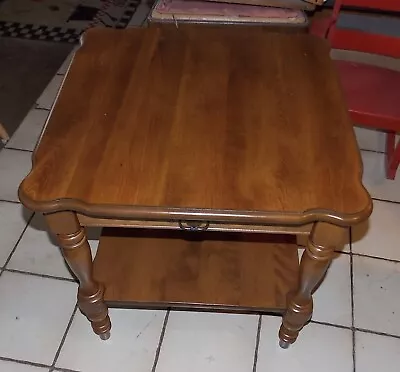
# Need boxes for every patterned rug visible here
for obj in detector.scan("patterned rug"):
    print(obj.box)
[0,0,142,43]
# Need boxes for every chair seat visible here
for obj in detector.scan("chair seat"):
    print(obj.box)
[335,60,400,131]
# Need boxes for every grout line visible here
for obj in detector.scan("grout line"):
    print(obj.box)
[0,213,35,276]
[349,228,356,372]
[252,315,262,372]
[4,268,77,283]
[52,367,80,372]
[311,320,400,343]
[348,228,353,254]
[355,327,400,340]
[337,247,400,265]
[0,356,51,369]
[352,327,356,372]
[34,106,51,112]
[0,146,31,154]
[151,310,170,372]
[0,199,21,205]
[310,320,351,331]
[35,105,52,111]
[359,148,385,155]
[4,146,33,153]
[50,305,78,370]
[372,197,400,206]
[351,252,400,265]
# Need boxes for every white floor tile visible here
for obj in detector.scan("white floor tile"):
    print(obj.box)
[0,271,77,365]
[0,202,32,266]
[36,75,64,110]
[354,256,400,336]
[156,311,258,372]
[356,331,400,372]
[354,127,386,153]
[6,109,49,152]
[0,360,48,371]
[7,214,72,279]
[361,151,400,202]
[0,149,32,202]
[57,309,165,372]
[8,213,100,279]
[257,316,353,372]
[312,253,352,327]
[352,200,400,261]
[88,238,100,259]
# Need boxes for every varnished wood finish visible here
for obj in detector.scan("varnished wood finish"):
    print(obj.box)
[279,222,347,346]
[45,212,111,340]
[93,229,299,311]
[18,26,373,346]
[19,26,371,226]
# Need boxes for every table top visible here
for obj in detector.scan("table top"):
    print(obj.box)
[19,26,371,226]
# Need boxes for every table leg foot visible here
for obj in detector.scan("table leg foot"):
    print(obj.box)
[279,296,312,346]
[279,340,291,349]
[100,331,111,341]
[78,283,111,339]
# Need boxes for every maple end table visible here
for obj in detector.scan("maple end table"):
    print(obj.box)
[19,26,372,348]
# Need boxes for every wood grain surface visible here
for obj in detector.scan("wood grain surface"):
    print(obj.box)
[93,228,299,311]
[20,26,371,225]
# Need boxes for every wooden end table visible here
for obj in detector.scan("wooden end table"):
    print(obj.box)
[19,26,372,348]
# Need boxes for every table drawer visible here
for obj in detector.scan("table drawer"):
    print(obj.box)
[77,214,312,236]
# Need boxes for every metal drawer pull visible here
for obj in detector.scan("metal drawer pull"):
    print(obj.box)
[178,221,210,231]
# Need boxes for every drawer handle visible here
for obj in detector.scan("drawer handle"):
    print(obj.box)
[178,221,210,232]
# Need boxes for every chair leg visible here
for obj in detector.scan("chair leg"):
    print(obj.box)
[309,18,332,38]
[385,132,400,180]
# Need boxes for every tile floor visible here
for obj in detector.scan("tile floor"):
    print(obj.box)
[0,49,400,372]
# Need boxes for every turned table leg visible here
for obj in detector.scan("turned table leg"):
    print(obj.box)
[279,222,346,348]
[46,212,111,340]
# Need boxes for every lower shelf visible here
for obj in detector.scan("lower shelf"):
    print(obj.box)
[93,228,299,313]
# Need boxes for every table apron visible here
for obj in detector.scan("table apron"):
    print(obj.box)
[77,214,312,235]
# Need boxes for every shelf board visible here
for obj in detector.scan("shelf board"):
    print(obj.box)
[93,228,299,313]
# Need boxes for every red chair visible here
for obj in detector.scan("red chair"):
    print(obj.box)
[310,0,400,179]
